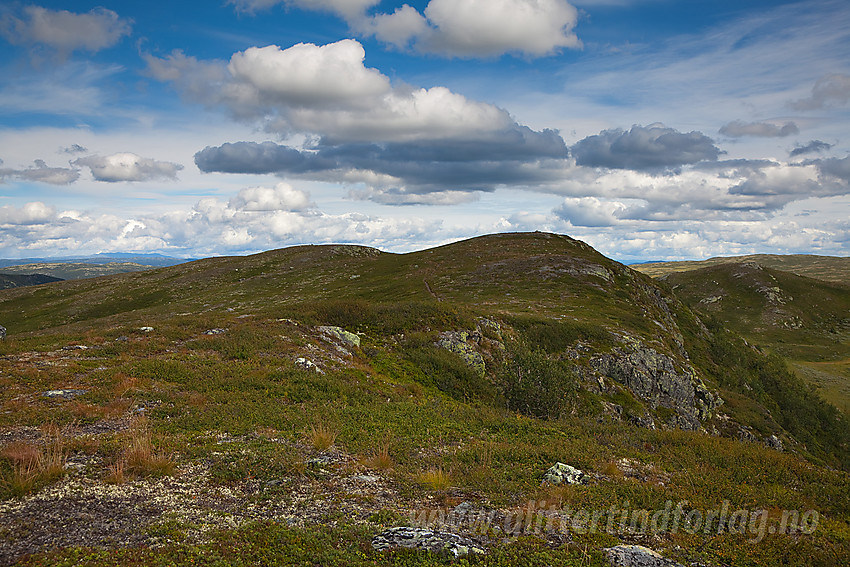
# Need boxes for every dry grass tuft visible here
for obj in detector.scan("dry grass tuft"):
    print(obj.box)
[308,422,337,451]
[106,417,176,482]
[1,425,67,497]
[418,467,452,491]
[364,443,394,471]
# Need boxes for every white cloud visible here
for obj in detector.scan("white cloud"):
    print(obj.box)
[0,202,55,225]
[228,0,581,58]
[227,41,391,108]
[418,0,581,57]
[73,153,183,182]
[357,5,430,49]
[0,6,131,55]
[229,182,313,211]
[147,39,525,143]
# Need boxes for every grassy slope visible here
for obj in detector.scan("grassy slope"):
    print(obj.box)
[1,232,848,566]
[663,263,850,414]
[632,254,850,283]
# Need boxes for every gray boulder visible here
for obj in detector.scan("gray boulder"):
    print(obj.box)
[372,526,485,558]
[0,324,5,340]
[543,462,587,485]
[605,545,684,567]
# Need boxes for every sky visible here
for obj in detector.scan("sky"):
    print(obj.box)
[0,0,849,262]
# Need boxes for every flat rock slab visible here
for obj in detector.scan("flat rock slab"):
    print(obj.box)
[372,526,485,558]
[605,545,684,567]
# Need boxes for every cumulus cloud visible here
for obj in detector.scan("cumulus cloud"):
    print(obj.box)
[790,140,833,157]
[146,40,519,142]
[571,124,721,170]
[149,39,569,199]
[0,159,80,185]
[228,0,580,58]
[0,190,449,259]
[229,182,313,211]
[414,0,581,57]
[719,120,799,138]
[0,202,55,225]
[73,153,183,182]
[791,73,850,110]
[0,6,131,55]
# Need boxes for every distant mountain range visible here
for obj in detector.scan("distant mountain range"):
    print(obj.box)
[0,253,193,282]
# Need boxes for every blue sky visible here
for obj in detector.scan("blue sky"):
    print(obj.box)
[1,0,849,261]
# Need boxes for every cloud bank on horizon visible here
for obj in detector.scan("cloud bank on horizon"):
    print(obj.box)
[0,0,849,262]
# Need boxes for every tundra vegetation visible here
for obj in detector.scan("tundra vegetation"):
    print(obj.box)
[0,232,848,566]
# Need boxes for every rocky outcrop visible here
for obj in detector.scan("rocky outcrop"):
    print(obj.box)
[318,326,360,348]
[591,341,721,430]
[434,331,486,377]
[764,434,784,451]
[605,545,684,567]
[372,526,485,558]
[542,462,587,485]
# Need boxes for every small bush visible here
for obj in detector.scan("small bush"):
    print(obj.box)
[499,345,579,420]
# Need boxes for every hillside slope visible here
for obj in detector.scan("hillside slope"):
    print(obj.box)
[1,232,848,566]
[663,262,850,414]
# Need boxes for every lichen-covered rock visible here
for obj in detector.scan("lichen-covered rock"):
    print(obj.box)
[42,389,88,399]
[0,324,5,340]
[204,328,227,335]
[605,545,684,567]
[543,462,587,485]
[318,325,360,348]
[435,331,486,377]
[590,342,721,430]
[372,526,485,558]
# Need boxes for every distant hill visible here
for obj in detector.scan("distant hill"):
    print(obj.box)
[0,252,189,270]
[632,253,850,283]
[0,272,63,289]
[662,262,850,413]
[0,261,161,281]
